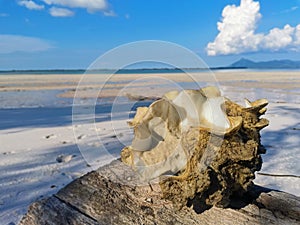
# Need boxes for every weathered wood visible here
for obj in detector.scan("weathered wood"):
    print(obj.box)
[19,160,300,225]
[19,195,99,225]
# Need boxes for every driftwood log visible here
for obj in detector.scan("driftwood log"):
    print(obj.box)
[20,159,300,225]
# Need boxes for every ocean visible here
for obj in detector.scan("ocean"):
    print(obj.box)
[2,67,300,75]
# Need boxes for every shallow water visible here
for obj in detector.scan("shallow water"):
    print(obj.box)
[0,89,72,109]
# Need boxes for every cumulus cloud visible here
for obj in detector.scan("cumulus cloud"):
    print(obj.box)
[0,35,53,54]
[262,25,294,50]
[49,7,74,17]
[42,0,108,13]
[207,0,300,55]
[18,0,45,10]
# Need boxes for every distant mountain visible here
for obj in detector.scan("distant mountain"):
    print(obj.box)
[230,58,300,69]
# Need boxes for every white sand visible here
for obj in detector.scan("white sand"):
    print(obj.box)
[0,71,299,224]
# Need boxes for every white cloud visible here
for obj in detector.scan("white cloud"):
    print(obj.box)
[291,6,299,11]
[17,0,113,16]
[0,35,53,54]
[49,7,74,17]
[18,0,45,10]
[42,0,108,12]
[262,25,294,51]
[280,6,299,14]
[103,10,117,17]
[295,25,300,45]
[207,0,300,56]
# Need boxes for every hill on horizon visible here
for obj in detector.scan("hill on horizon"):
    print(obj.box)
[230,58,300,69]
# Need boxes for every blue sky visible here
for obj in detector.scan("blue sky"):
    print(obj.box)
[1,0,300,69]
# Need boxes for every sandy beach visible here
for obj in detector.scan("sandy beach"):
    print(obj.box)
[0,70,299,224]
